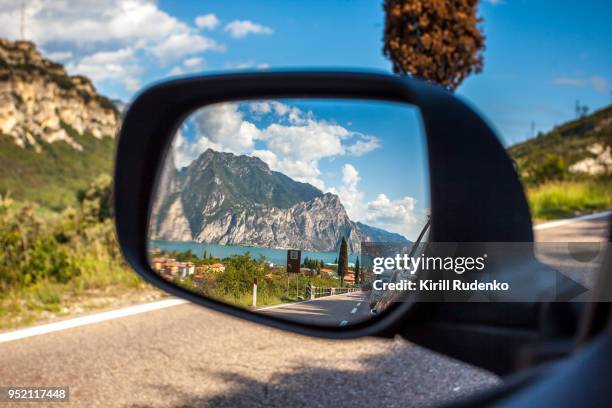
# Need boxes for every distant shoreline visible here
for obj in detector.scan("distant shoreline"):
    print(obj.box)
[150,240,361,266]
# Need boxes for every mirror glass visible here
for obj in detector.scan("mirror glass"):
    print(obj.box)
[148,98,430,327]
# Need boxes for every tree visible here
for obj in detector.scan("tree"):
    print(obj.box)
[355,256,361,285]
[383,0,485,91]
[78,174,113,224]
[575,100,590,118]
[338,237,349,286]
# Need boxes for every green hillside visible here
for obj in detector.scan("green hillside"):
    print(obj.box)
[508,105,612,183]
[0,124,115,210]
[508,105,612,219]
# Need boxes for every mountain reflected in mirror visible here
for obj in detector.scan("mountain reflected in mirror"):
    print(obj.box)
[148,99,430,327]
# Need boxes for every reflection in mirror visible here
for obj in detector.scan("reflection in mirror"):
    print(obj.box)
[148,99,430,327]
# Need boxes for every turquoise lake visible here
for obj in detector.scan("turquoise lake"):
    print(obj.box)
[150,240,360,265]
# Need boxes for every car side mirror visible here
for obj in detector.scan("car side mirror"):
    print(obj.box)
[115,71,586,353]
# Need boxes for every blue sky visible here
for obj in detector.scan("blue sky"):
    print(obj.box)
[1,0,608,145]
[160,0,612,146]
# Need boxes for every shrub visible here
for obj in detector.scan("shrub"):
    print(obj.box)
[529,154,567,184]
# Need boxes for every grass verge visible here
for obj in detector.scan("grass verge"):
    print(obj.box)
[527,179,612,220]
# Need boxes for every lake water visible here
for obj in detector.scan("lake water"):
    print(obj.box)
[150,240,359,266]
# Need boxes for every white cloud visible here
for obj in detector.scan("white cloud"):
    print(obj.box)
[66,47,140,91]
[224,20,273,38]
[246,113,344,188]
[0,1,226,93]
[225,60,270,70]
[172,103,260,167]
[44,50,73,62]
[193,103,261,154]
[0,0,190,46]
[248,111,378,191]
[73,47,135,65]
[261,121,347,162]
[252,150,325,190]
[150,32,223,62]
[195,13,219,30]
[167,56,206,77]
[553,76,610,93]
[168,66,184,76]
[249,101,273,115]
[329,164,364,218]
[345,135,381,156]
[364,194,418,234]
[328,164,417,238]
[171,101,381,191]
[184,56,204,69]
[172,130,199,168]
[249,101,305,123]
[342,163,360,187]
[123,77,141,91]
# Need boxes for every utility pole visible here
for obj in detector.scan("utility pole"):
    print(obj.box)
[575,100,581,119]
[252,277,257,308]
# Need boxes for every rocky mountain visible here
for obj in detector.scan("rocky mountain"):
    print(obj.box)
[151,149,409,252]
[0,39,120,208]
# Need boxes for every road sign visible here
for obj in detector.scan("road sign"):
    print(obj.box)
[286,249,301,273]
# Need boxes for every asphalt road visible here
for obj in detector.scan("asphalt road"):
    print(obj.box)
[0,302,499,408]
[0,214,608,408]
[534,213,610,289]
[257,291,370,327]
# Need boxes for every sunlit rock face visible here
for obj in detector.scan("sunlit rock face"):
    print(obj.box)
[0,39,119,151]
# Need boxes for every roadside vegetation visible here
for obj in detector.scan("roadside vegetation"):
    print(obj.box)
[0,176,160,330]
[151,249,343,309]
[526,179,611,220]
[508,105,612,220]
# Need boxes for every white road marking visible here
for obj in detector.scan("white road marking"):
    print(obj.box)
[339,320,349,326]
[0,298,187,344]
[356,302,362,307]
[2,290,366,343]
[533,210,611,231]
[351,308,358,314]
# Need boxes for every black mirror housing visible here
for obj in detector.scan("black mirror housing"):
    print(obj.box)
[114,71,532,342]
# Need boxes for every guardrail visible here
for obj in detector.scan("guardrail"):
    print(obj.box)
[308,285,361,300]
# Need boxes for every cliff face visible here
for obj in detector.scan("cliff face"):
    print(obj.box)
[0,39,119,151]
[0,38,121,209]
[150,149,409,252]
[193,193,360,252]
